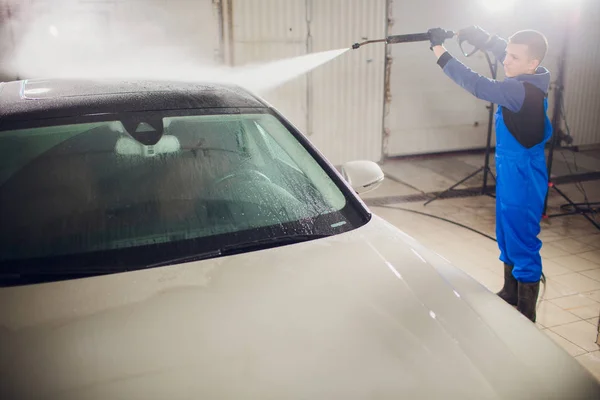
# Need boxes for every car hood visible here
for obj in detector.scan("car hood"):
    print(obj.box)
[0,216,598,399]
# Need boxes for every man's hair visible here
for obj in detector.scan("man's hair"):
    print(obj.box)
[509,30,548,62]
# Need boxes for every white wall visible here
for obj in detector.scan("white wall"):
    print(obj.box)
[3,0,221,79]
[563,0,600,147]
[0,0,18,81]
[111,0,220,65]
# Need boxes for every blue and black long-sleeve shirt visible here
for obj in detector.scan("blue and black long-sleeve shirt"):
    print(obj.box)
[437,38,551,149]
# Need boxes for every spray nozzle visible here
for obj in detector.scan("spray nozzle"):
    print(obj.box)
[350,38,387,50]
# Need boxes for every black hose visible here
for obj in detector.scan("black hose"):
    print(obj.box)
[376,204,497,241]
[559,202,600,213]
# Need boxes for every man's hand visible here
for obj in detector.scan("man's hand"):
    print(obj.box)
[458,25,491,50]
[428,28,452,48]
[432,45,447,59]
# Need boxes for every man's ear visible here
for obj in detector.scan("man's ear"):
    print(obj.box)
[528,58,541,72]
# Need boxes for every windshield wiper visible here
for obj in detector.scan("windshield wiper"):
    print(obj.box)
[0,235,330,285]
[143,249,223,269]
[136,235,329,269]
[220,234,330,253]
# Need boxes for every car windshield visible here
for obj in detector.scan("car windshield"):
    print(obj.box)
[0,109,368,284]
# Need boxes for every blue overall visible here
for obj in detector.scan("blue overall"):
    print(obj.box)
[436,41,552,283]
[494,102,552,282]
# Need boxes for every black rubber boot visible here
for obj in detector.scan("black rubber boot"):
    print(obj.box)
[517,281,540,323]
[497,263,518,306]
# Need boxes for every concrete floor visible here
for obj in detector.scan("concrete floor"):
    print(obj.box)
[362,148,600,381]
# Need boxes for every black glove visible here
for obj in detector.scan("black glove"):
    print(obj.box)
[458,25,491,50]
[428,28,452,48]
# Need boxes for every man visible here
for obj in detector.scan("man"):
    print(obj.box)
[427,26,553,322]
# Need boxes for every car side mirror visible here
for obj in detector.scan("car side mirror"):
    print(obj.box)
[341,160,384,195]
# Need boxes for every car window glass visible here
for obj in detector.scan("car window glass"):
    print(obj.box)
[254,121,298,169]
[0,113,354,262]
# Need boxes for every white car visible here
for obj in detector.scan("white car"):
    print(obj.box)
[0,79,598,399]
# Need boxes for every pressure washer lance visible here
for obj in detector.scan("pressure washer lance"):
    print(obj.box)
[352,30,456,50]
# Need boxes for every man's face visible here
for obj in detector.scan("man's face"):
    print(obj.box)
[503,43,540,78]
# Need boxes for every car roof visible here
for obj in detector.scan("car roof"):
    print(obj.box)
[0,79,268,124]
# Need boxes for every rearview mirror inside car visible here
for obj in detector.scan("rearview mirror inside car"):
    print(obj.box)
[115,135,181,157]
[341,160,384,195]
